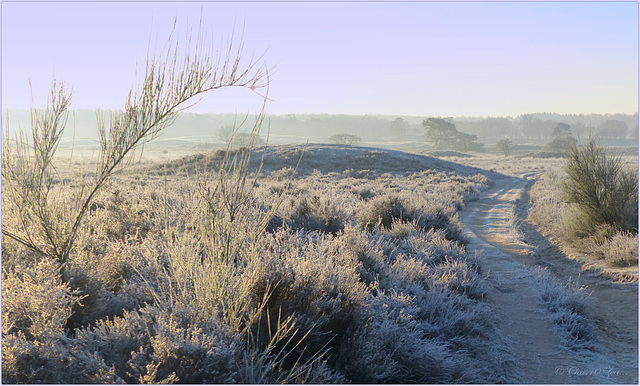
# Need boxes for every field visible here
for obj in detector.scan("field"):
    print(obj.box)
[2,138,638,383]
[3,4,638,384]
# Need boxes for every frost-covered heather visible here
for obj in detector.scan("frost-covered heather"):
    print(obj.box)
[2,145,514,383]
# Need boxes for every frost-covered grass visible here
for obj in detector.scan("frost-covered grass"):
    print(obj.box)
[1,145,519,384]
[528,269,595,351]
[423,152,556,178]
[529,168,639,276]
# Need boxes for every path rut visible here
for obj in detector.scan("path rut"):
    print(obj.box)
[459,173,638,384]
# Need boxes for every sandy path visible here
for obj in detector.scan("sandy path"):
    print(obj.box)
[459,173,638,384]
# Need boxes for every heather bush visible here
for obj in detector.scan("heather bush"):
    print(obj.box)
[248,230,371,350]
[528,169,572,241]
[286,194,346,234]
[1,257,125,384]
[2,334,122,384]
[2,257,82,342]
[357,192,465,242]
[342,295,465,383]
[358,194,412,230]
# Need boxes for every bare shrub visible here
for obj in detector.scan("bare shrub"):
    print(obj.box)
[530,164,639,273]
[495,138,514,156]
[2,21,271,265]
[328,133,361,145]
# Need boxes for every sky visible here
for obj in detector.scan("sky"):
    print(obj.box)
[2,1,638,117]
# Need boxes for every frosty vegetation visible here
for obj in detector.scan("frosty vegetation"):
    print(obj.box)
[2,137,516,382]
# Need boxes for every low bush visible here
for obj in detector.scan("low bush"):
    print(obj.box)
[563,138,638,236]
[358,194,412,230]
[529,142,639,271]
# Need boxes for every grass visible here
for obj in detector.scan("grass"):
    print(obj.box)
[528,268,596,351]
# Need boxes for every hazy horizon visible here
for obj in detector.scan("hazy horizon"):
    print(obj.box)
[2,2,638,117]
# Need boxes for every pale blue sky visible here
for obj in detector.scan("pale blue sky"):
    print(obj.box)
[2,1,638,117]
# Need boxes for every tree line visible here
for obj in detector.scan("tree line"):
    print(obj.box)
[6,109,638,147]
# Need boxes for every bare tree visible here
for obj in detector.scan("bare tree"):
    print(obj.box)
[495,139,514,156]
[217,124,236,145]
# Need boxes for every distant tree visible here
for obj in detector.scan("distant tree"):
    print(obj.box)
[515,114,558,140]
[474,117,512,140]
[597,120,628,140]
[545,122,577,153]
[328,133,361,145]
[422,117,483,151]
[456,131,484,151]
[422,118,458,149]
[552,122,573,139]
[217,125,265,149]
[495,139,514,156]
[516,114,537,140]
[217,124,235,145]
[230,132,263,148]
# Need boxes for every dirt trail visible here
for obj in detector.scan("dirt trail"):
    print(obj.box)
[459,173,638,384]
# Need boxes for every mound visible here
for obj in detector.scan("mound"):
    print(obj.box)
[144,143,491,178]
